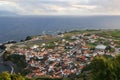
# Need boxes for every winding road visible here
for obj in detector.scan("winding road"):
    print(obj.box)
[0,49,14,74]
[0,50,5,63]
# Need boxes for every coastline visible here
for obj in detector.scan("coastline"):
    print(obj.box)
[0,29,120,44]
[1,29,120,78]
[0,15,120,43]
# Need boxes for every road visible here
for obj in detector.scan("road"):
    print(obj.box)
[0,50,5,63]
[0,49,14,74]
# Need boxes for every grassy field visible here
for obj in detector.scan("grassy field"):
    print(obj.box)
[8,29,120,49]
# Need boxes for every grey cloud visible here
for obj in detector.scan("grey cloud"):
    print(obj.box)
[0,0,119,15]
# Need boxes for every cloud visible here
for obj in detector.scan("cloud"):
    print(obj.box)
[0,1,26,15]
[0,0,119,15]
[86,0,120,15]
[72,5,96,10]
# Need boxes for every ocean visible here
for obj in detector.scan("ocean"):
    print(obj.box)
[0,15,120,43]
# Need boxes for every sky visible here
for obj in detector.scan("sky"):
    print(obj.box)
[0,0,120,16]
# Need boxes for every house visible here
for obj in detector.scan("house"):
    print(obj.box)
[110,42,116,48]
[115,48,120,54]
[71,36,79,40]
[82,46,89,50]
[31,45,39,49]
[95,44,106,50]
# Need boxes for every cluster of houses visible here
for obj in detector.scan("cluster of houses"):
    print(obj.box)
[6,33,120,78]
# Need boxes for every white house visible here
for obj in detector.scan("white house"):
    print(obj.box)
[31,45,39,49]
[95,44,106,50]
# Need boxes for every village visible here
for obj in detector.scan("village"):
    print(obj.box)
[4,30,120,78]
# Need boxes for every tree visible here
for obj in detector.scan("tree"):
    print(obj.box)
[0,72,11,80]
[88,54,120,80]
[0,72,32,80]
[11,74,25,80]
[25,36,32,41]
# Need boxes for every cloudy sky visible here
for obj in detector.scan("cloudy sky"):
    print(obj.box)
[0,0,120,16]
